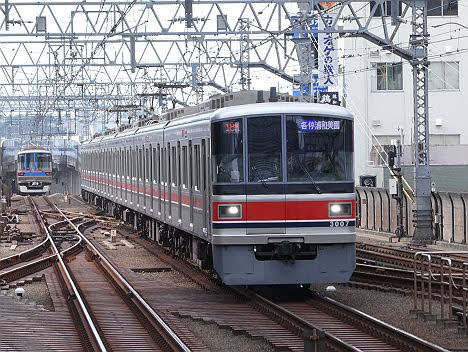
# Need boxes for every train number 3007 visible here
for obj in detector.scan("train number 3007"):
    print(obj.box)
[329,221,350,227]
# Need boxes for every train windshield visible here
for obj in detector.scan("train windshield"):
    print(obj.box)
[18,152,52,171]
[212,119,244,183]
[286,116,353,182]
[247,115,282,182]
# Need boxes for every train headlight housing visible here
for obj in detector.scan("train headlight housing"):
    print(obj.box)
[329,203,352,217]
[218,204,242,219]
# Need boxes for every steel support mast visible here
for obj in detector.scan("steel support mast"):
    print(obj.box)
[410,0,432,243]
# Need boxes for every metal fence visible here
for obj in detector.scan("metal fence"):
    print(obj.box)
[356,186,468,245]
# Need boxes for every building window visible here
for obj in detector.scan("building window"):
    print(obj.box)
[375,63,403,91]
[428,0,458,16]
[370,1,402,17]
[429,62,459,90]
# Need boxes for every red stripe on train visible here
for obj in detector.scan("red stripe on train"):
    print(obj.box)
[212,200,356,221]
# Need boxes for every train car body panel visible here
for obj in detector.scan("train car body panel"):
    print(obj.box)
[81,101,356,285]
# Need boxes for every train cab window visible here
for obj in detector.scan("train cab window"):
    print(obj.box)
[211,118,243,183]
[36,153,52,169]
[286,116,353,181]
[247,115,282,182]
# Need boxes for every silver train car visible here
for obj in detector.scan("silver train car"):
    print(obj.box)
[81,101,356,285]
[17,148,52,195]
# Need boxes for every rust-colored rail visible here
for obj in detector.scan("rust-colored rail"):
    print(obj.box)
[30,196,108,351]
[46,197,191,352]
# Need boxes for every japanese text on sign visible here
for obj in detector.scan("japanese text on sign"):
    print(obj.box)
[223,122,240,133]
[319,14,337,87]
[300,120,340,131]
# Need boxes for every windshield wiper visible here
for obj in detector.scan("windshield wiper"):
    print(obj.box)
[251,166,268,189]
[298,162,321,194]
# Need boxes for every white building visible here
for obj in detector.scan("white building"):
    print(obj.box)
[342,0,467,191]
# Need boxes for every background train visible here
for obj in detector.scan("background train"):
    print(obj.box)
[17,147,53,195]
[81,91,356,285]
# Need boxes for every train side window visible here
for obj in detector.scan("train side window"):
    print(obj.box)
[188,141,193,189]
[171,146,177,186]
[182,146,188,189]
[134,148,137,180]
[156,145,160,183]
[138,149,142,180]
[127,149,130,179]
[162,146,165,183]
[177,142,181,188]
[201,139,206,191]
[151,147,156,183]
[146,148,151,181]
[130,148,133,180]
[194,144,200,191]
[167,143,171,185]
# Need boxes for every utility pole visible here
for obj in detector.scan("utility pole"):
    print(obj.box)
[410,0,432,243]
[239,18,251,90]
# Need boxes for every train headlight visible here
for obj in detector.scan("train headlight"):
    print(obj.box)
[329,203,352,217]
[218,204,242,219]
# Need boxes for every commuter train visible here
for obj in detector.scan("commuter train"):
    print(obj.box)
[81,92,356,285]
[17,147,53,195]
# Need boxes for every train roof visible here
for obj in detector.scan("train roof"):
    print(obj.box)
[83,101,353,146]
[210,102,353,121]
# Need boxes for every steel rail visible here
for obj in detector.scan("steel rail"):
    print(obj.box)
[30,197,108,352]
[0,254,57,284]
[0,235,51,270]
[309,293,451,352]
[48,200,191,352]
[232,286,360,351]
[0,198,51,270]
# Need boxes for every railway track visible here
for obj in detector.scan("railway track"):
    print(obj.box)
[126,231,449,351]
[64,195,454,351]
[36,196,191,352]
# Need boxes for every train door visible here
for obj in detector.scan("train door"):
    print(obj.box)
[137,147,142,207]
[180,142,189,231]
[165,143,171,222]
[144,146,148,210]
[157,144,162,217]
[201,139,209,236]
[146,146,152,212]
[192,142,203,235]
[177,142,182,224]
[151,146,156,213]
[170,143,178,224]
[119,148,123,201]
[188,141,194,229]
[130,147,134,205]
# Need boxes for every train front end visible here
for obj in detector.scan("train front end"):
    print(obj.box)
[210,103,356,285]
[17,149,53,195]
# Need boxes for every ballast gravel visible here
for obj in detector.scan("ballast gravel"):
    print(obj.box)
[311,284,468,351]
[181,317,275,352]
